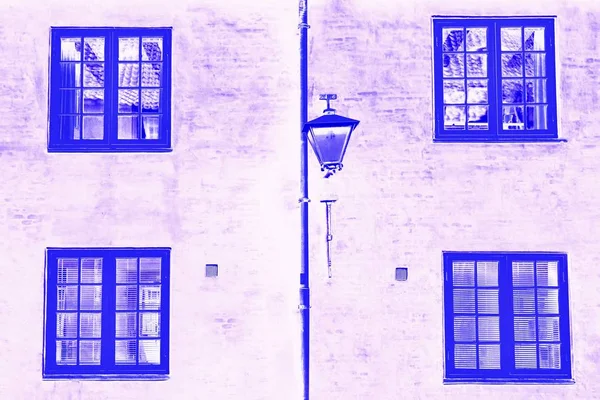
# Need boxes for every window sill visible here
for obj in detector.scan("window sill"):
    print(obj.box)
[43,374,169,381]
[47,146,173,153]
[433,138,567,144]
[444,378,575,385]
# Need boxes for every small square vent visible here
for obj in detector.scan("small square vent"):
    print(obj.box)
[395,267,408,281]
[206,264,218,277]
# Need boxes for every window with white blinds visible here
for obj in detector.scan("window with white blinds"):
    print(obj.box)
[443,252,572,382]
[44,248,170,378]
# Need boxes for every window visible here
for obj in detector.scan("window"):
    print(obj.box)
[48,28,172,152]
[433,17,558,141]
[443,252,572,383]
[43,248,170,379]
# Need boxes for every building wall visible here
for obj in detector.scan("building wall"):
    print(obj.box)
[0,0,599,399]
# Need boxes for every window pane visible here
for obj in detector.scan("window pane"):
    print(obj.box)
[538,317,560,341]
[502,80,524,104]
[444,80,465,104]
[60,64,81,87]
[80,285,102,310]
[443,54,464,78]
[118,90,140,113]
[513,261,535,286]
[117,258,138,283]
[79,340,101,365]
[142,37,163,61]
[139,286,161,310]
[83,63,104,87]
[442,28,464,52]
[80,313,102,338]
[116,312,138,338]
[514,289,536,314]
[61,38,81,61]
[83,90,104,113]
[119,37,139,61]
[56,313,78,338]
[526,105,548,130]
[478,316,500,341]
[479,344,500,369]
[538,288,559,314]
[58,259,79,283]
[142,63,162,87]
[467,80,488,104]
[525,53,546,77]
[142,116,161,139]
[141,89,161,112]
[59,115,81,140]
[501,53,523,77]
[466,28,486,52]
[82,116,104,140]
[466,54,487,77]
[515,343,537,369]
[537,261,558,287]
[139,340,161,364]
[539,344,561,369]
[118,116,140,139]
[454,316,476,341]
[502,106,524,130]
[139,312,161,337]
[501,27,522,51]
[525,80,547,103]
[119,63,140,87]
[514,316,537,341]
[467,106,488,130]
[83,37,105,61]
[453,289,475,313]
[57,286,78,310]
[454,344,476,369]
[453,261,475,286]
[477,289,498,314]
[476,261,497,286]
[56,340,78,364]
[81,258,102,283]
[445,105,466,129]
[140,258,161,283]
[115,340,137,364]
[116,286,138,310]
[525,27,545,51]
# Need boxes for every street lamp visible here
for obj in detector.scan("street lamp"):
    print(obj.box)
[298,1,361,397]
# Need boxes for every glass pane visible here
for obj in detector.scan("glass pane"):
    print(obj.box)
[118,116,140,139]
[79,340,101,365]
[502,80,524,104]
[514,289,536,314]
[513,261,535,286]
[477,289,498,314]
[57,286,78,310]
[539,344,561,369]
[502,53,523,77]
[501,27,522,51]
[83,90,104,113]
[476,261,497,286]
[140,286,161,310]
[82,116,104,140]
[118,89,139,113]
[119,63,140,87]
[526,105,548,130]
[453,261,474,286]
[537,261,558,287]
[116,286,138,310]
[139,340,161,364]
[454,344,476,369]
[453,289,475,313]
[478,316,500,341]
[80,313,102,338]
[443,80,465,104]
[515,343,538,369]
[466,80,487,104]
[142,37,163,61]
[538,317,560,341]
[116,312,137,338]
[61,38,81,61]
[139,312,161,337]
[56,340,77,364]
[467,106,488,130]
[479,344,500,369]
[83,37,105,61]
[526,80,547,103]
[466,54,487,77]
[56,313,78,338]
[60,63,81,87]
[142,116,161,139]
[442,28,464,52]
[466,28,486,52]
[525,27,545,51]
[80,286,102,310]
[142,63,162,87]
[115,340,137,364]
[525,53,546,77]
[538,289,559,314]
[515,316,537,341]
[59,90,81,113]
[119,37,139,61]
[58,259,79,283]
[454,316,476,341]
[502,106,524,130]
[60,116,81,140]
[83,63,104,87]
[117,258,138,283]
[443,54,464,78]
[81,258,102,283]
[140,258,161,283]
[141,89,161,112]
[444,106,465,129]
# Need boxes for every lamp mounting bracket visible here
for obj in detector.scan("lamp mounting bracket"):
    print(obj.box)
[319,93,337,114]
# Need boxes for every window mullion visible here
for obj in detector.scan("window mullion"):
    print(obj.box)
[102,255,116,370]
[492,22,502,138]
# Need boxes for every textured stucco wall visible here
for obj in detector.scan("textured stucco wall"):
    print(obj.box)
[0,0,600,398]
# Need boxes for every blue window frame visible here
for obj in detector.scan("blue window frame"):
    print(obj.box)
[443,252,572,383]
[48,28,172,152]
[433,17,559,142]
[43,248,170,379]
